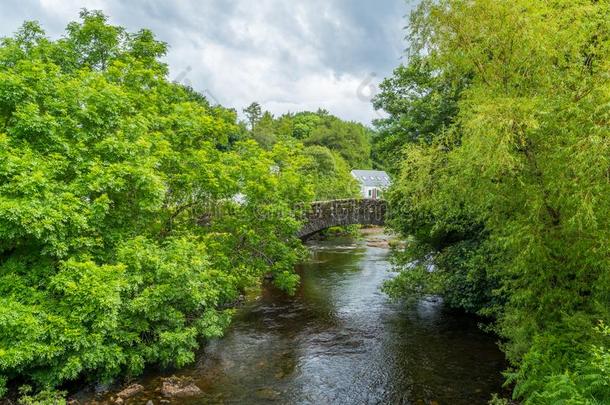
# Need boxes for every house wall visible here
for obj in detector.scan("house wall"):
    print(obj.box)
[361,186,384,199]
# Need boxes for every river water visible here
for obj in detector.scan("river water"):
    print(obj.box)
[108,233,507,404]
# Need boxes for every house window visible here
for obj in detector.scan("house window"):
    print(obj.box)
[368,189,372,197]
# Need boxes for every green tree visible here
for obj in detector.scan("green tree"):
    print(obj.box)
[0,12,313,398]
[302,145,359,200]
[243,101,262,130]
[64,9,125,70]
[291,112,321,139]
[249,109,373,169]
[246,109,373,200]
[372,56,465,173]
[251,111,277,149]
[304,116,372,168]
[382,0,610,402]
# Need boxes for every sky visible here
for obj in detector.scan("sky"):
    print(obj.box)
[0,0,413,125]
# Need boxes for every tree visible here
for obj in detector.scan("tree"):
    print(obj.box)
[303,115,372,169]
[244,109,373,201]
[64,9,125,70]
[372,56,465,173]
[0,12,313,398]
[243,101,262,130]
[251,111,277,149]
[302,145,359,200]
[247,109,373,169]
[382,0,610,402]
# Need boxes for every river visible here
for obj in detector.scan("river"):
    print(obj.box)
[99,231,507,404]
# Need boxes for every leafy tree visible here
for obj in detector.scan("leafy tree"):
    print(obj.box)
[243,101,262,130]
[302,145,359,200]
[251,111,277,149]
[291,112,322,139]
[248,109,373,169]
[372,56,465,173]
[382,0,610,403]
[64,9,126,70]
[244,109,373,201]
[0,12,313,398]
[304,117,372,169]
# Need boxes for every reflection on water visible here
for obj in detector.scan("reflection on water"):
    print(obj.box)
[122,234,507,404]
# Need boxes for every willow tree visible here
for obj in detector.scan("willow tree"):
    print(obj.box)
[384,0,610,402]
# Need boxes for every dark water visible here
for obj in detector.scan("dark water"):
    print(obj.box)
[111,234,507,404]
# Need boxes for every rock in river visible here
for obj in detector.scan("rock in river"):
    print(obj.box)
[161,376,202,397]
[117,384,144,399]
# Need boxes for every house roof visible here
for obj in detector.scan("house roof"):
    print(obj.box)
[350,170,391,187]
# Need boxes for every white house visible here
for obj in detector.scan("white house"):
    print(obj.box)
[350,169,391,199]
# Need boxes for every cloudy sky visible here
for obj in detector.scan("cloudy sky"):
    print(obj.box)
[0,0,413,125]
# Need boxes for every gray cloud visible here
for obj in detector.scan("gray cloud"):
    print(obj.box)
[0,0,412,124]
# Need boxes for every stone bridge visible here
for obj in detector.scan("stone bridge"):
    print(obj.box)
[297,199,387,240]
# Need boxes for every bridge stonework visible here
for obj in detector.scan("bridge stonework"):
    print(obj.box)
[297,199,387,240]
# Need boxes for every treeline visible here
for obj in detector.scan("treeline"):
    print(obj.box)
[0,11,367,401]
[375,1,610,403]
[243,104,372,200]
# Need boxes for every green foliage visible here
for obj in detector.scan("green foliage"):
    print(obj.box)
[251,111,277,149]
[488,394,510,405]
[302,145,359,200]
[372,55,465,173]
[303,117,372,169]
[0,375,6,398]
[385,237,502,314]
[524,322,610,404]
[381,0,610,402]
[249,109,373,169]
[383,132,498,314]
[0,11,313,396]
[243,108,371,201]
[243,101,262,130]
[17,386,66,405]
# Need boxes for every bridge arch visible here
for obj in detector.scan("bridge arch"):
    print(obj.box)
[297,199,387,240]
